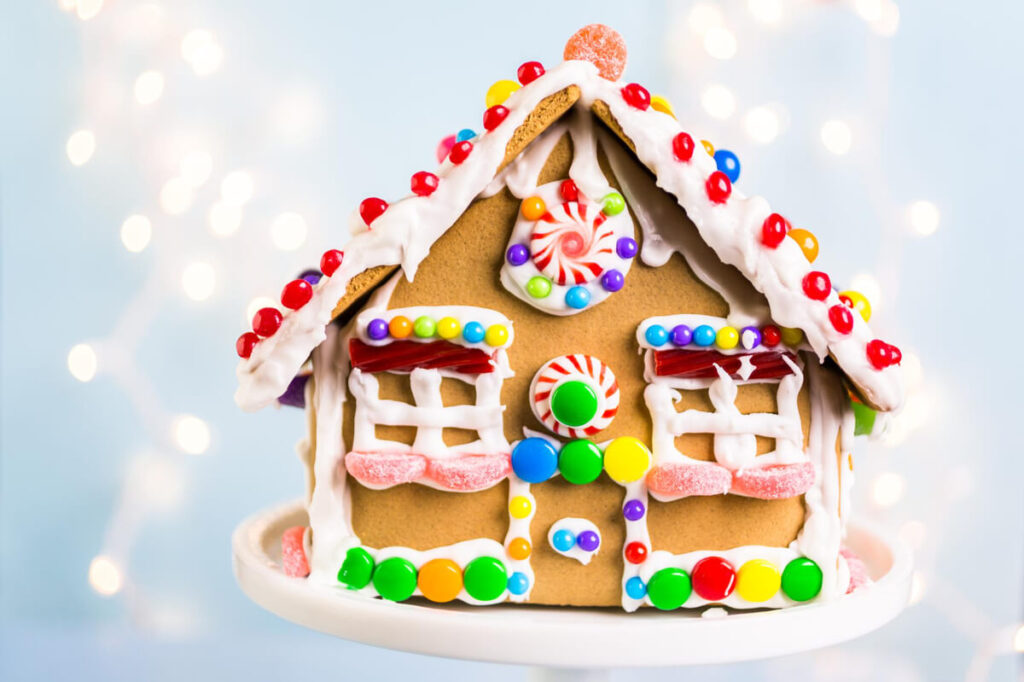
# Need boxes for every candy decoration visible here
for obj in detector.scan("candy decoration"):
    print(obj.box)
[507,572,530,596]
[462,321,486,343]
[761,325,781,347]
[550,380,598,427]
[463,556,507,601]
[506,243,530,266]
[427,454,511,492]
[281,279,313,310]
[236,332,259,359]
[576,530,600,552]
[780,327,804,346]
[298,268,322,285]
[713,149,741,183]
[673,132,695,162]
[337,547,374,589]
[359,197,388,226]
[449,140,473,164]
[616,236,637,259]
[436,135,456,164]
[621,83,651,110]
[852,400,877,436]
[252,307,283,337]
[437,316,461,339]
[456,128,476,142]
[736,559,781,602]
[802,271,832,301]
[761,213,789,248]
[511,437,559,483]
[529,201,616,286]
[625,576,647,599]
[781,558,823,601]
[839,290,872,322]
[281,526,310,578]
[867,339,901,369]
[485,80,520,108]
[829,304,854,334]
[715,326,739,350]
[601,269,625,292]
[482,105,509,131]
[320,249,344,276]
[740,326,762,350]
[366,318,389,341]
[388,316,413,339]
[517,61,545,85]
[671,325,693,346]
[564,286,591,309]
[531,354,620,437]
[563,24,627,81]
[788,228,819,262]
[526,276,552,298]
[413,316,437,338]
[624,541,648,564]
[507,537,531,560]
[603,437,651,484]
[509,495,532,519]
[411,171,439,196]
[521,196,547,220]
[601,191,626,215]
[418,558,463,603]
[650,95,675,117]
[345,451,426,488]
[558,439,604,485]
[559,179,579,202]
[691,556,737,601]
[647,567,692,610]
[693,324,716,347]
[277,374,307,408]
[372,557,417,602]
[622,498,646,521]
[645,324,669,347]
[485,324,509,347]
[551,529,576,552]
[706,171,732,203]
[646,460,733,497]
[702,140,715,156]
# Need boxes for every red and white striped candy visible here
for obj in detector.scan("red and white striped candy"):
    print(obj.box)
[529,201,617,286]
[530,354,620,438]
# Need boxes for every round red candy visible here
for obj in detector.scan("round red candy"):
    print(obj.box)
[867,339,902,369]
[560,179,579,202]
[517,61,545,85]
[359,197,388,226]
[449,141,473,165]
[802,271,832,301]
[889,344,902,365]
[624,541,648,564]
[829,304,854,334]
[706,171,732,203]
[483,105,509,131]
[761,213,789,248]
[320,249,344,277]
[564,24,627,81]
[281,279,313,310]
[411,171,439,196]
[672,132,695,162]
[621,83,650,110]
[761,325,781,347]
[236,331,259,359]
[252,307,283,337]
[691,556,736,601]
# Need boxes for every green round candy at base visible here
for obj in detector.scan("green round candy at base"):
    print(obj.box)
[463,556,508,601]
[413,316,437,338]
[851,401,877,436]
[372,557,418,601]
[559,439,604,485]
[646,567,692,610]
[781,558,823,601]
[526,276,552,298]
[550,380,599,428]
[602,192,626,215]
[337,547,374,589]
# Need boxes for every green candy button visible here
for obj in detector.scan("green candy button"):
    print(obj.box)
[559,439,604,485]
[337,547,374,589]
[852,400,877,436]
[781,558,822,602]
[463,556,507,602]
[550,380,599,428]
[647,567,692,610]
[372,557,418,601]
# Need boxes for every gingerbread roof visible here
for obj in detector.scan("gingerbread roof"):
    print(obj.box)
[235,36,904,414]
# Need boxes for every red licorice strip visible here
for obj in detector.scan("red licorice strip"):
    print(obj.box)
[653,349,797,379]
[349,339,496,374]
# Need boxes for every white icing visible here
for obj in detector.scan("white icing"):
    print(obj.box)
[503,475,536,602]
[547,517,602,565]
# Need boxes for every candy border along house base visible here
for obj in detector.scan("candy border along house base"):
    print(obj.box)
[235,25,904,613]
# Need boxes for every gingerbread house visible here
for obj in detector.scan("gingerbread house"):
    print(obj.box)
[235,26,903,612]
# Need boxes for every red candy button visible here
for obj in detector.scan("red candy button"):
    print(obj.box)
[236,331,259,358]
[691,556,737,601]
[449,141,473,165]
[624,541,648,564]
[621,83,650,110]
[483,105,509,131]
[359,197,388,226]
[320,249,344,277]
[802,271,831,301]
[761,213,789,248]
[411,171,439,196]
[672,132,695,162]
[517,61,545,85]
[281,279,313,310]
[829,304,854,334]
[252,307,283,337]
[706,171,732,203]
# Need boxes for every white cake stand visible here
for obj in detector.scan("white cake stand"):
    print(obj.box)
[233,500,911,674]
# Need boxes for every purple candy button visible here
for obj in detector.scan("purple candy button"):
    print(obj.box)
[506,243,530,266]
[601,268,625,292]
[278,374,309,408]
[616,236,638,259]
[623,499,646,521]
[671,324,693,346]
[367,318,389,340]
[298,268,322,285]
[576,530,600,552]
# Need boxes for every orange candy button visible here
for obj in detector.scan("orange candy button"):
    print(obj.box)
[521,196,547,221]
[417,558,463,603]
[787,229,819,263]
[389,315,412,338]
[508,537,531,560]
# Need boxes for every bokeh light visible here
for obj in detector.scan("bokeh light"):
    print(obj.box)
[160,177,194,215]
[88,555,123,596]
[270,212,308,251]
[703,26,737,60]
[67,343,98,382]
[120,214,152,252]
[133,70,164,105]
[744,106,781,143]
[181,262,216,301]
[907,200,940,236]
[221,170,254,205]
[820,120,853,155]
[208,201,242,237]
[66,129,96,166]
[701,84,736,120]
[871,472,905,507]
[173,415,210,455]
[179,150,213,187]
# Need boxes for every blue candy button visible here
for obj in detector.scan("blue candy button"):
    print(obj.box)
[511,437,558,483]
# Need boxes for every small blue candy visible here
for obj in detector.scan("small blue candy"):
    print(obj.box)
[552,529,576,552]
[462,321,486,344]
[511,437,559,483]
[645,324,669,347]
[693,324,716,347]
[625,576,647,599]
[456,128,476,142]
[714,149,741,183]
[565,286,591,309]
[507,572,530,595]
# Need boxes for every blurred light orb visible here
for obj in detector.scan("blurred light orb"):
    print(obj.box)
[744,106,781,144]
[120,214,152,252]
[130,454,184,510]
[88,555,123,596]
[271,212,309,251]
[687,3,724,35]
[747,0,783,25]
[246,296,276,324]
[181,29,224,76]
[133,70,164,105]
[703,27,738,60]
[221,171,254,205]
[849,272,882,310]
[871,472,905,507]
[76,0,104,21]
[701,85,736,120]
[1014,624,1024,653]
[180,151,213,187]
[273,88,324,143]
[898,520,927,551]
[181,262,216,301]
[901,350,923,391]
[67,344,98,382]
[853,0,884,22]
[909,571,926,605]
[58,0,77,11]
[160,177,194,215]
[907,200,940,236]
[871,1,900,36]
[208,201,242,237]
[174,415,211,455]
[820,120,853,155]
[66,129,96,166]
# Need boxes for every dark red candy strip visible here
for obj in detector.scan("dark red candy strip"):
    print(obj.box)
[349,339,495,374]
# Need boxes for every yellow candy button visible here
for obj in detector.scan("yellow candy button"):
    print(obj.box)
[701,140,715,156]
[603,437,651,484]
[716,326,739,349]
[486,79,521,108]
[437,316,461,339]
[650,95,676,118]
[780,327,804,347]
[736,559,781,602]
[485,324,509,347]
[509,495,532,519]
[417,558,463,603]
[838,290,872,322]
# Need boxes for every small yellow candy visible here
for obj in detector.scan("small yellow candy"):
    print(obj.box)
[485,324,509,347]
[603,437,651,484]
[521,196,547,221]
[509,495,532,519]
[838,290,872,322]
[650,95,676,118]
[736,559,781,602]
[701,140,715,156]
[716,326,739,349]
[486,79,521,108]
[787,228,819,262]
[437,316,461,339]
[780,327,804,346]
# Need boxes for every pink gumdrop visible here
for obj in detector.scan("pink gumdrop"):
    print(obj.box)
[435,135,456,164]
[731,461,816,500]
[646,460,732,498]
[345,452,427,487]
[563,24,628,81]
[427,454,511,491]
[281,525,310,578]
[841,548,870,594]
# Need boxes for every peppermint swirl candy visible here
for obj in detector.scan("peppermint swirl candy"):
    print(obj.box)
[529,201,618,286]
[530,354,620,438]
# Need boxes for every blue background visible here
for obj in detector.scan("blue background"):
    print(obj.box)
[2,1,1021,679]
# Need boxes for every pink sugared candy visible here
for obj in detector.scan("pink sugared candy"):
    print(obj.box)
[564,24,627,81]
[731,461,816,499]
[427,454,511,492]
[281,525,310,578]
[841,547,870,593]
[345,452,426,487]
[647,460,731,498]
[435,135,456,164]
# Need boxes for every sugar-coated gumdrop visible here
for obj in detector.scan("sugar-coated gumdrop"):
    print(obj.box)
[840,548,869,594]
[345,452,426,487]
[252,307,283,337]
[482,105,510,131]
[705,171,732,203]
[236,331,259,359]
[558,439,604,485]
[448,140,473,165]
[281,279,313,310]
[646,460,732,497]
[673,132,695,162]
[372,557,418,602]
[427,454,511,492]
[517,61,545,85]
[788,228,819,262]
[781,557,823,601]
[802,271,832,301]
[463,556,507,601]
[620,83,650,110]
[359,197,389,226]
[411,171,439,197]
[281,526,310,578]
[337,546,374,589]
[512,437,559,483]
[435,135,456,164]
[564,24,627,81]
[731,462,815,500]
[418,558,463,603]
[829,304,854,334]
[647,567,691,610]
[320,249,344,276]
[736,559,780,602]
[485,80,520,108]
[692,556,736,601]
